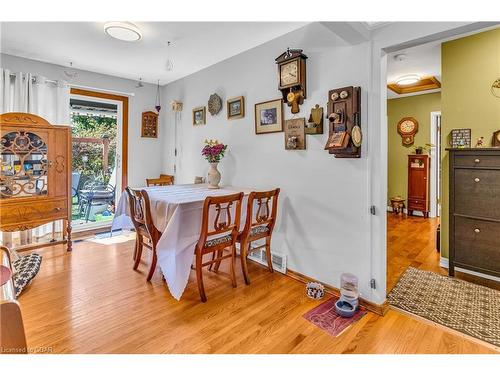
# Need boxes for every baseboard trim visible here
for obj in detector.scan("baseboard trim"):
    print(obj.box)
[439,257,500,283]
[285,269,389,316]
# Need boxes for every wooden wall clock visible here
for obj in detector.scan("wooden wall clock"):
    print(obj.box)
[397,117,418,146]
[141,111,158,138]
[275,48,307,114]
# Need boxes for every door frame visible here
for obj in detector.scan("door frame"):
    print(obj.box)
[70,88,128,190]
[429,111,441,218]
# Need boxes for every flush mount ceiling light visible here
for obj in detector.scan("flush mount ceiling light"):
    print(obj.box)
[396,74,421,86]
[104,22,142,42]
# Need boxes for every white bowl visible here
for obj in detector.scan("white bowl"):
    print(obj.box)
[306,282,325,300]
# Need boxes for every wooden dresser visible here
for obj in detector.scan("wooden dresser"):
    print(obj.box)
[448,148,500,278]
[407,154,430,218]
[0,113,72,251]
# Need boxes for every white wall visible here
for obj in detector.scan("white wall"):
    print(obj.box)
[0,53,163,187]
[161,23,376,301]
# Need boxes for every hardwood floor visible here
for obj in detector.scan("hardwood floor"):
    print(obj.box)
[387,213,500,292]
[16,232,497,354]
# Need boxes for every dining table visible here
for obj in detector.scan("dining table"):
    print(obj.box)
[112,183,252,300]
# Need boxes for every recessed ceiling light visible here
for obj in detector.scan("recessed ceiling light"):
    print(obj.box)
[104,22,142,42]
[396,74,421,86]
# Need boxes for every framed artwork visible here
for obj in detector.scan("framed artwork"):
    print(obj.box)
[141,111,158,138]
[254,99,283,134]
[284,118,306,150]
[192,106,206,126]
[450,128,471,148]
[227,96,245,120]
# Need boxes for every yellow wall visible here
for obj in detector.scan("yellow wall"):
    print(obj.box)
[441,28,500,258]
[387,92,441,205]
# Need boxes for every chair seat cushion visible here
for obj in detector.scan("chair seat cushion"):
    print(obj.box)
[250,225,269,236]
[205,234,232,248]
[12,253,42,297]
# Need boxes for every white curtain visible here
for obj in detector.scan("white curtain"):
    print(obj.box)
[1,68,70,246]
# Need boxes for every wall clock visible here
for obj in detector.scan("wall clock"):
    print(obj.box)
[397,117,418,146]
[275,48,307,114]
[493,130,500,147]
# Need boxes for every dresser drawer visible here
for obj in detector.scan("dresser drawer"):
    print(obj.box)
[454,169,500,219]
[454,154,500,168]
[0,198,67,229]
[408,198,427,211]
[454,216,500,275]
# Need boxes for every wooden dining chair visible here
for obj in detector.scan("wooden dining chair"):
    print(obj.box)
[237,188,280,285]
[193,192,243,302]
[146,175,174,186]
[125,187,162,281]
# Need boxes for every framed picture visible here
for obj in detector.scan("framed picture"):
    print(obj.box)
[284,118,306,150]
[254,99,283,134]
[141,111,158,138]
[450,128,471,148]
[192,106,206,126]
[227,96,245,120]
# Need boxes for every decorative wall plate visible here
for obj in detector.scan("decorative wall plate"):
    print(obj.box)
[208,93,222,116]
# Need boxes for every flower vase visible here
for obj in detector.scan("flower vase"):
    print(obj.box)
[207,162,221,189]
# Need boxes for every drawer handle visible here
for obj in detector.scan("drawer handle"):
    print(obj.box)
[474,228,481,234]
[474,178,480,183]
[54,207,62,212]
[474,158,480,163]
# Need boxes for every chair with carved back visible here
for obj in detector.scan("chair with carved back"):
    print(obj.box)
[194,192,243,302]
[125,187,162,281]
[146,175,174,187]
[237,188,280,285]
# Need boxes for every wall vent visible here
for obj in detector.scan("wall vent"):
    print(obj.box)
[246,244,287,274]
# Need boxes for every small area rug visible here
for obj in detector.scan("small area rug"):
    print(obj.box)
[388,267,500,347]
[303,297,366,337]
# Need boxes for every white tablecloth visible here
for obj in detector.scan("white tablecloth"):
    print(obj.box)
[112,184,251,300]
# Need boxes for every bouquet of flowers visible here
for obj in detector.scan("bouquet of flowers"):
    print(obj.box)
[202,139,227,163]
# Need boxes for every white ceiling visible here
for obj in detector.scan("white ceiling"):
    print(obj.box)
[386,41,441,98]
[0,22,308,85]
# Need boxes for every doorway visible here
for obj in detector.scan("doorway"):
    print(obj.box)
[69,88,128,232]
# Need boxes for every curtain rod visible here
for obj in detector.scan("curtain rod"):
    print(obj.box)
[8,72,58,85]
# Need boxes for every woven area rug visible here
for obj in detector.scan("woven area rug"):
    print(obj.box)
[388,267,500,347]
[303,298,366,337]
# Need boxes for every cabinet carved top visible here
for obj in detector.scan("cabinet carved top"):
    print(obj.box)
[1,112,51,126]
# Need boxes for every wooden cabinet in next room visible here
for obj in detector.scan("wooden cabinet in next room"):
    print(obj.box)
[407,154,429,218]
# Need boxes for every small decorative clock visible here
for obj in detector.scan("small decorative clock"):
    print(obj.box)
[397,117,418,146]
[275,48,307,114]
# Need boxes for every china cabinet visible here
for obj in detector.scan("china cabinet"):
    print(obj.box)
[0,112,72,251]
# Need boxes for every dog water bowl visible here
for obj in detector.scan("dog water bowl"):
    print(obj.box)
[335,299,356,317]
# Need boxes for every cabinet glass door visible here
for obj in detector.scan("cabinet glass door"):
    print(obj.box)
[0,130,49,198]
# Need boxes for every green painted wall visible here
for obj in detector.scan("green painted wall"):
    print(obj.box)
[387,92,441,205]
[441,28,500,258]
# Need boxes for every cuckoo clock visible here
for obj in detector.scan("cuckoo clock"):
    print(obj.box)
[275,48,307,114]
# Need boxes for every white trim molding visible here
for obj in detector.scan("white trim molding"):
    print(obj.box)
[439,257,500,283]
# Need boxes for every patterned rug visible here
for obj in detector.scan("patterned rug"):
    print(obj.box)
[388,267,500,347]
[303,298,367,337]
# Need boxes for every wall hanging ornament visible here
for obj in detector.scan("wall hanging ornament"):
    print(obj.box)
[155,79,161,112]
[208,93,222,116]
[491,78,500,98]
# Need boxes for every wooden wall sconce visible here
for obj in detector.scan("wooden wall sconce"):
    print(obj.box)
[305,104,323,134]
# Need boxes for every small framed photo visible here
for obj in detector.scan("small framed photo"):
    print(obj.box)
[450,128,471,148]
[192,106,206,126]
[254,99,283,134]
[227,96,245,120]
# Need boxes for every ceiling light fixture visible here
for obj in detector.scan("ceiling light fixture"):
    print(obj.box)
[396,74,421,86]
[166,41,174,71]
[104,22,142,42]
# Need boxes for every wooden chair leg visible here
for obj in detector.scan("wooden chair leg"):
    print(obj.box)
[196,251,207,302]
[240,240,251,285]
[133,236,143,270]
[133,237,138,261]
[265,237,274,273]
[208,251,216,271]
[213,249,224,273]
[146,250,157,282]
[230,245,237,288]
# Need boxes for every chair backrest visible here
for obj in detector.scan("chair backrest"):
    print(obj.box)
[125,187,157,237]
[160,174,175,184]
[194,176,205,184]
[242,188,280,236]
[196,192,244,252]
[146,177,173,186]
